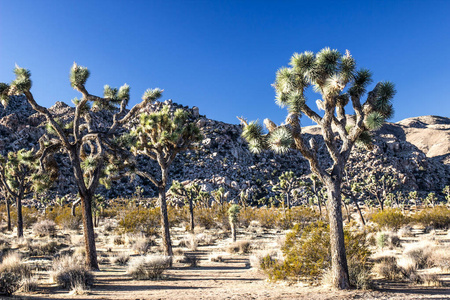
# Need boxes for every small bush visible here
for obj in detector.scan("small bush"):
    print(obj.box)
[227,240,251,254]
[209,253,225,263]
[376,231,401,249]
[0,252,32,279]
[20,276,39,292]
[403,240,436,269]
[127,255,170,280]
[0,271,20,296]
[412,206,450,229]
[112,253,130,266]
[126,233,155,254]
[50,255,94,289]
[32,220,57,237]
[398,226,414,238]
[371,208,408,230]
[28,240,64,256]
[262,221,371,285]
[175,254,198,267]
[373,256,402,280]
[118,208,160,236]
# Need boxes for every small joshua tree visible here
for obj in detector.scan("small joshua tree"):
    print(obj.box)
[131,105,202,260]
[211,186,227,207]
[443,186,450,206]
[169,181,201,232]
[228,204,240,242]
[0,149,53,238]
[239,48,395,288]
[272,170,300,210]
[362,171,399,211]
[2,64,162,269]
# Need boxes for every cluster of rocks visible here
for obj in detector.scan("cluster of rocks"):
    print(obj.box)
[0,95,448,207]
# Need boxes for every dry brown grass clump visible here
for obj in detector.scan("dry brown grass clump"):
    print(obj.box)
[32,219,57,237]
[373,256,403,280]
[50,255,94,290]
[227,240,251,254]
[127,255,171,280]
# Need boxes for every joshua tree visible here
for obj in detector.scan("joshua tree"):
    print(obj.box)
[424,192,438,207]
[272,171,300,210]
[239,48,395,289]
[0,149,52,238]
[169,181,201,232]
[211,186,228,207]
[362,171,399,211]
[2,64,162,269]
[131,105,202,260]
[228,204,240,242]
[443,186,450,205]
[0,188,12,231]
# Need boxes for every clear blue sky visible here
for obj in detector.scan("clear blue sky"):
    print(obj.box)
[1,0,449,126]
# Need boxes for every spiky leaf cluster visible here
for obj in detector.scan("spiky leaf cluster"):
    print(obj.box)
[132,105,202,156]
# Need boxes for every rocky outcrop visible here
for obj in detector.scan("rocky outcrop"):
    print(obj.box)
[0,95,448,206]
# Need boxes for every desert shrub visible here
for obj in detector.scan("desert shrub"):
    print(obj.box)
[175,253,198,267]
[127,255,170,280]
[0,271,20,296]
[117,208,160,236]
[373,256,402,280]
[279,207,319,230]
[398,225,414,238]
[376,231,401,249]
[0,252,32,279]
[420,272,442,286]
[195,233,215,246]
[125,233,155,254]
[347,259,373,289]
[28,240,65,256]
[226,240,251,254]
[112,253,130,266]
[52,208,82,230]
[412,206,450,229]
[195,208,216,229]
[371,208,408,230]
[32,219,57,237]
[262,221,371,285]
[428,247,450,270]
[209,253,225,263]
[50,255,94,289]
[10,206,38,229]
[403,240,436,269]
[180,234,198,251]
[20,276,39,292]
[253,208,279,229]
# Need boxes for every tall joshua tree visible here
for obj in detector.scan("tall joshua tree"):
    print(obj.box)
[0,149,53,238]
[239,48,395,289]
[2,64,162,269]
[131,105,202,260]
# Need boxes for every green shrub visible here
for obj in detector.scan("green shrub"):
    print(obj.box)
[412,206,450,229]
[371,208,408,230]
[10,206,38,229]
[262,221,371,285]
[118,208,160,236]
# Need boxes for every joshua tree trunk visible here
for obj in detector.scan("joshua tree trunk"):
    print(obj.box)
[16,196,23,238]
[189,197,195,233]
[326,179,350,289]
[286,193,291,210]
[6,198,11,231]
[159,185,173,263]
[80,193,99,270]
[351,195,366,225]
[231,221,237,242]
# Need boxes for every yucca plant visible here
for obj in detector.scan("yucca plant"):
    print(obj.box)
[2,63,162,270]
[238,48,395,289]
[131,105,203,262]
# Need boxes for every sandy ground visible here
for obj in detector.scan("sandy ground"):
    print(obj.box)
[10,246,450,300]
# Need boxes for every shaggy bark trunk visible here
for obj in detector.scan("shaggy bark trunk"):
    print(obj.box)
[189,197,195,233]
[286,193,291,210]
[6,199,11,231]
[231,222,237,242]
[16,196,23,238]
[72,198,81,217]
[159,186,173,263]
[326,180,350,289]
[80,193,99,270]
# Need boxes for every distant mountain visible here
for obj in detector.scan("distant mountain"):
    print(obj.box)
[0,96,448,206]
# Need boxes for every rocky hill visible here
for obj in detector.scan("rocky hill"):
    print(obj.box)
[0,96,448,206]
